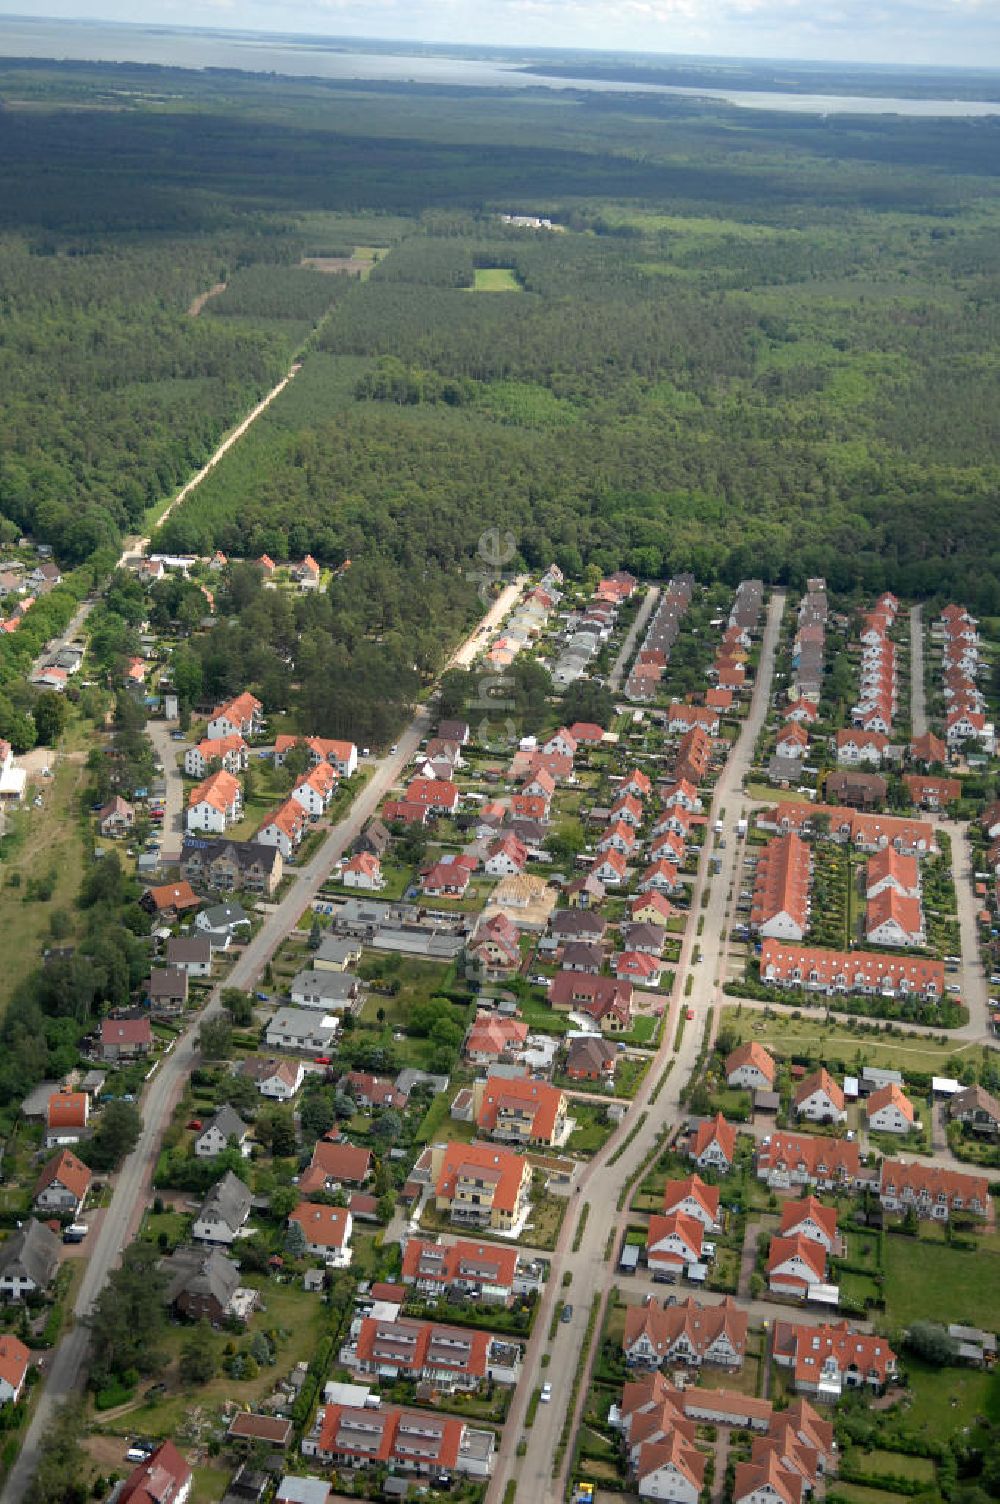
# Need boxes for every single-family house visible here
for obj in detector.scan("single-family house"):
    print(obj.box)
[265,1008,338,1055]
[97,796,135,838]
[33,1148,92,1217]
[194,1106,249,1159]
[689,1114,737,1174]
[793,1069,846,1124]
[0,1220,61,1301]
[192,1171,253,1246]
[99,1015,153,1061]
[866,1084,916,1135]
[289,1203,353,1266]
[726,1042,777,1092]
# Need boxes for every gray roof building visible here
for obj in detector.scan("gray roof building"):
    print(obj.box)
[165,1245,241,1320]
[290,969,361,1010]
[0,1218,61,1291]
[197,901,250,933]
[194,1171,253,1242]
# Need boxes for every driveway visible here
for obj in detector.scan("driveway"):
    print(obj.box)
[909,604,927,738]
[146,719,186,852]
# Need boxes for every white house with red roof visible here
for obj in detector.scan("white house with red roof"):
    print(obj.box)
[0,1336,29,1405]
[187,769,242,834]
[289,1202,352,1265]
[726,1042,777,1092]
[865,1084,916,1135]
[543,728,578,759]
[778,1196,839,1255]
[119,1440,192,1504]
[184,734,248,779]
[793,1069,846,1124]
[767,1233,828,1297]
[689,1114,737,1173]
[646,1211,704,1275]
[256,798,307,859]
[342,852,383,890]
[484,834,528,878]
[593,850,628,886]
[291,762,337,818]
[207,692,262,740]
[662,1176,721,1233]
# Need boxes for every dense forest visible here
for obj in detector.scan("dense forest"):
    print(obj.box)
[0,55,998,737]
[0,73,995,616]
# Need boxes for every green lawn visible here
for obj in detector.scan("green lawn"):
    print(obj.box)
[0,749,89,1011]
[110,1275,328,1441]
[470,267,523,292]
[721,1007,980,1077]
[830,1485,913,1504]
[900,1358,999,1438]
[883,1235,1000,1329]
[846,1451,936,1483]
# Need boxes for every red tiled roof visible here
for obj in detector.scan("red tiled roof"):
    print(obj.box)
[289,1201,351,1248]
[47,1091,88,1129]
[725,1041,776,1085]
[435,1142,529,1214]
[34,1148,91,1203]
[477,1075,565,1142]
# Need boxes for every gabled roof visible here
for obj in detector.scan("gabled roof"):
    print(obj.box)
[301,1140,372,1193]
[100,1016,153,1048]
[289,1201,351,1248]
[34,1148,91,1203]
[0,1335,29,1394]
[725,1041,777,1085]
[196,1170,252,1234]
[119,1440,192,1504]
[866,1083,915,1122]
[778,1195,838,1244]
[663,1174,720,1223]
[794,1068,844,1113]
[690,1112,737,1164]
[767,1233,827,1283]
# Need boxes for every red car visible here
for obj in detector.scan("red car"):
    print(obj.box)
[314,1056,331,1066]
[186,1119,203,1131]
[685,1008,695,1021]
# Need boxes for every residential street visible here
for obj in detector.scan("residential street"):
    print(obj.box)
[909,603,926,738]
[485,589,787,1504]
[609,584,660,692]
[2,576,527,1504]
[146,719,186,851]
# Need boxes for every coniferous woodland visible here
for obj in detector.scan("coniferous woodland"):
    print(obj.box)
[0,58,999,1109]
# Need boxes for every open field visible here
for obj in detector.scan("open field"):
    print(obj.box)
[721,1007,980,1076]
[470,267,523,292]
[899,1359,999,1437]
[0,751,87,1010]
[883,1236,1000,1329]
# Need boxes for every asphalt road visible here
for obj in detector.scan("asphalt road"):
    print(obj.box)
[2,576,526,1504]
[609,585,660,693]
[486,590,787,1504]
[909,604,926,740]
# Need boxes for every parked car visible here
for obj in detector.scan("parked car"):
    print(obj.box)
[562,1303,573,1323]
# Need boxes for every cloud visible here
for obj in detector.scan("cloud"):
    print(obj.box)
[13,0,1000,67]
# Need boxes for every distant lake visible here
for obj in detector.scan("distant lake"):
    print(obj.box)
[1,17,998,117]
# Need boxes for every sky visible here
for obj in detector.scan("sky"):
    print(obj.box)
[13,0,1000,70]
